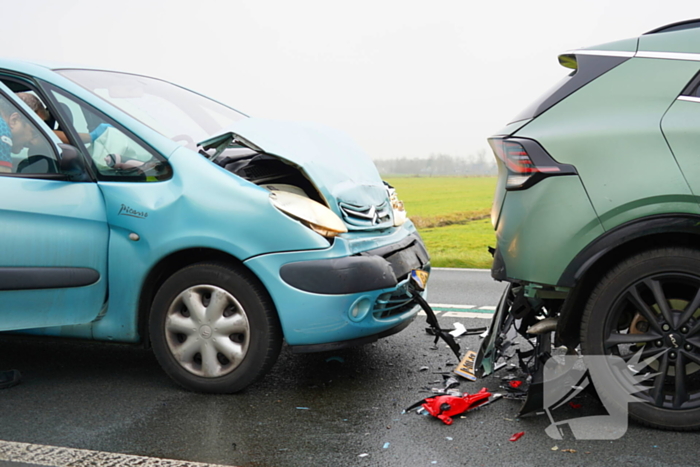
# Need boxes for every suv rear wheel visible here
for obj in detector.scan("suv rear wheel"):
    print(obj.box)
[149,262,282,393]
[581,248,700,430]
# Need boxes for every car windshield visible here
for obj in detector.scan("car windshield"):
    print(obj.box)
[56,69,247,146]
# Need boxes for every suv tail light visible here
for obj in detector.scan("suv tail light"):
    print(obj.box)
[489,137,577,190]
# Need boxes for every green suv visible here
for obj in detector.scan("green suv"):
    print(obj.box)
[476,19,700,430]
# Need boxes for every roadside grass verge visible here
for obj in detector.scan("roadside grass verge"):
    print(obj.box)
[384,176,497,269]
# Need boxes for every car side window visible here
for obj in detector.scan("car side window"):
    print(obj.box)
[0,93,58,176]
[49,89,171,182]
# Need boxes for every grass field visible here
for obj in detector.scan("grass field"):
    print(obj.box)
[384,176,497,269]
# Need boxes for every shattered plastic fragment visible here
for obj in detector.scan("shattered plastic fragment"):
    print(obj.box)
[383,442,390,449]
[418,388,494,425]
[296,407,310,410]
[551,446,559,451]
[509,380,523,389]
[562,449,577,453]
[509,432,525,442]
[449,322,467,337]
[358,453,369,458]
[419,366,429,372]
[568,402,582,409]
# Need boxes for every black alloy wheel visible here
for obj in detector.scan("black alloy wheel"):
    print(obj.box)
[581,248,700,430]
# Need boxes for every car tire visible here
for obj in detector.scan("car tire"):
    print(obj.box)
[581,247,700,430]
[149,262,282,393]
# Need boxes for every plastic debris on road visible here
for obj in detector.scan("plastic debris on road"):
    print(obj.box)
[509,432,525,442]
[405,388,503,425]
[449,322,467,337]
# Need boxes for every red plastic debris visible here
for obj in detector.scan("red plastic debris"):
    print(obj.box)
[421,387,492,425]
[508,380,523,389]
[509,431,525,442]
[568,402,583,409]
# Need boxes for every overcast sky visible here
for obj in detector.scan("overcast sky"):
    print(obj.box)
[4,1,698,160]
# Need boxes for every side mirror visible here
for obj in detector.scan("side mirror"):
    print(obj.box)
[58,143,91,182]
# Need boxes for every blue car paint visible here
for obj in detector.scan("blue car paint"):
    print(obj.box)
[0,59,428,351]
[244,224,421,346]
[0,177,108,331]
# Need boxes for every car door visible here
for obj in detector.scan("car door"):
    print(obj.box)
[0,81,108,331]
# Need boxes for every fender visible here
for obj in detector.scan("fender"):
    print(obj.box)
[557,214,700,288]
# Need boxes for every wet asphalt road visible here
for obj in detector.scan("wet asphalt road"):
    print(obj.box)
[0,269,698,467]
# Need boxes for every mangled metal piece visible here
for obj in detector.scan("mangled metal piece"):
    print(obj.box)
[474,283,566,416]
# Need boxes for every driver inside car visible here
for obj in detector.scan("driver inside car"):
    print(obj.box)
[16,92,109,145]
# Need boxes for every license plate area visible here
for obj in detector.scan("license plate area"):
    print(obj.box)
[454,350,477,381]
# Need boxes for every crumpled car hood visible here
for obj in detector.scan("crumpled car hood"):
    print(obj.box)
[201,118,388,216]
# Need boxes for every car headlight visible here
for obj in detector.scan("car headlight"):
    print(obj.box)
[269,190,348,238]
[386,184,407,226]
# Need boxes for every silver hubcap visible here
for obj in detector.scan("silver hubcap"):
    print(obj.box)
[164,285,250,377]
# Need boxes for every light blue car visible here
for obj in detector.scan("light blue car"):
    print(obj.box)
[0,60,430,392]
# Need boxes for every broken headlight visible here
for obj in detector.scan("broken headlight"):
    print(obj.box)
[269,190,348,238]
[385,183,407,227]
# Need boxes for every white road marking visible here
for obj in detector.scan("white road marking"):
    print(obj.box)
[0,440,235,467]
[417,304,495,319]
[441,311,493,319]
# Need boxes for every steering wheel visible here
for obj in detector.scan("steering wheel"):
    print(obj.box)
[171,134,196,149]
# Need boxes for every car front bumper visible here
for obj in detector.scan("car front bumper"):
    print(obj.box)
[244,230,430,347]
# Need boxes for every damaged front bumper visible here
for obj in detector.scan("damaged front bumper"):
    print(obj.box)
[245,230,430,349]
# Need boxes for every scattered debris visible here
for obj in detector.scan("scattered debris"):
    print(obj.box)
[562,449,577,453]
[419,366,430,372]
[568,402,582,409]
[454,350,477,381]
[358,453,369,458]
[405,388,502,425]
[509,432,525,442]
[296,407,310,410]
[449,322,467,337]
[412,291,461,359]
[551,446,559,451]
[446,437,453,441]
[383,442,390,449]
[509,380,523,389]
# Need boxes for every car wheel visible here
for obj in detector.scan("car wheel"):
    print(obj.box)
[149,262,282,393]
[581,248,700,430]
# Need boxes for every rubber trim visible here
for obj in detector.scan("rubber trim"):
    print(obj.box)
[0,267,100,290]
[280,234,429,294]
[557,214,700,287]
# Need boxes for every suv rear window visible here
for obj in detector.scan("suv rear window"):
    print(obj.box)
[510,54,631,124]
